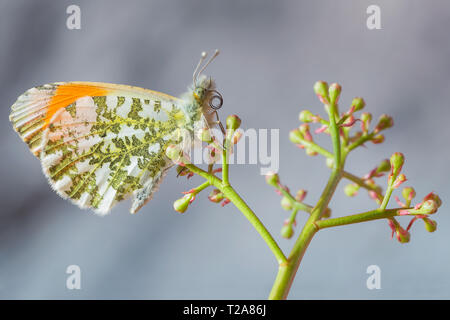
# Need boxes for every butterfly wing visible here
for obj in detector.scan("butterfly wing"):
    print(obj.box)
[10,82,187,214]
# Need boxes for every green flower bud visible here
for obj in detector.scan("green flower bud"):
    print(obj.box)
[376,159,391,174]
[289,129,304,144]
[196,127,213,143]
[299,110,315,123]
[173,194,193,213]
[423,218,437,233]
[375,114,394,132]
[396,227,410,243]
[420,200,438,215]
[165,144,183,161]
[281,223,294,239]
[328,83,342,105]
[423,192,442,208]
[295,189,307,202]
[265,171,279,186]
[305,148,318,156]
[351,97,365,112]
[393,174,407,189]
[281,196,293,211]
[176,165,188,176]
[360,112,372,132]
[371,134,385,144]
[226,115,241,130]
[208,189,224,203]
[402,187,416,202]
[344,183,360,197]
[326,158,334,168]
[313,81,329,104]
[389,152,405,185]
[322,207,332,218]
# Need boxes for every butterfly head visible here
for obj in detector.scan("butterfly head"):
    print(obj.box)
[192,50,223,112]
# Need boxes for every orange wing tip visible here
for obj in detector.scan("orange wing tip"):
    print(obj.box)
[10,82,111,156]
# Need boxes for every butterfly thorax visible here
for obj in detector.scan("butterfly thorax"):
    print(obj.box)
[179,76,217,133]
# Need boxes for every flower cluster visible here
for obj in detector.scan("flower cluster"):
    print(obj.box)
[166,115,243,214]
[281,80,442,244]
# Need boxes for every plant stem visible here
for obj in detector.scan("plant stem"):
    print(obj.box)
[221,185,287,264]
[269,168,343,299]
[342,171,382,195]
[276,184,313,214]
[328,102,342,168]
[185,163,287,264]
[316,207,408,229]
[347,132,375,152]
[296,139,333,159]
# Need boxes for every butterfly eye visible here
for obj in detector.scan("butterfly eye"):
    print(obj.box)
[208,90,223,110]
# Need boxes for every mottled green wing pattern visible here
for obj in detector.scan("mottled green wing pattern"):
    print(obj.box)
[11,82,189,214]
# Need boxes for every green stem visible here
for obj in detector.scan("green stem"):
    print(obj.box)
[328,103,342,168]
[347,132,375,152]
[222,142,230,187]
[185,163,287,264]
[342,171,382,195]
[380,185,394,210]
[296,138,333,159]
[221,186,287,264]
[269,168,343,299]
[316,207,408,229]
[276,185,313,214]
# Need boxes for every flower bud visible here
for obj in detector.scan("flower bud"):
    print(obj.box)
[360,112,372,132]
[299,110,315,123]
[226,115,241,130]
[231,130,243,144]
[299,124,313,141]
[344,183,360,197]
[326,158,334,168]
[281,196,293,211]
[350,97,365,112]
[305,148,318,156]
[176,165,189,177]
[196,128,213,143]
[401,187,416,202]
[395,226,410,243]
[371,134,384,144]
[313,81,329,105]
[393,174,407,189]
[328,83,341,105]
[388,152,405,185]
[376,159,391,174]
[423,218,437,233]
[289,129,304,144]
[281,223,294,239]
[420,200,439,215]
[375,114,394,132]
[166,144,183,162]
[295,189,307,202]
[423,192,442,208]
[322,207,332,218]
[265,171,279,187]
[208,189,224,203]
[173,194,193,213]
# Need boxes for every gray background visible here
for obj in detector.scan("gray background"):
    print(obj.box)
[0,0,449,299]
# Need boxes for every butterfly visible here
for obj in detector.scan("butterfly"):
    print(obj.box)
[9,50,223,215]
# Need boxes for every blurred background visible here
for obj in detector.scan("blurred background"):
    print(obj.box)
[0,0,449,299]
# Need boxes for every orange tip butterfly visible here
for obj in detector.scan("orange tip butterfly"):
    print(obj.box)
[10,50,223,215]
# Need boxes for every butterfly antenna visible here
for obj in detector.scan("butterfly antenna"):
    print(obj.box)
[197,49,220,81]
[193,51,208,86]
